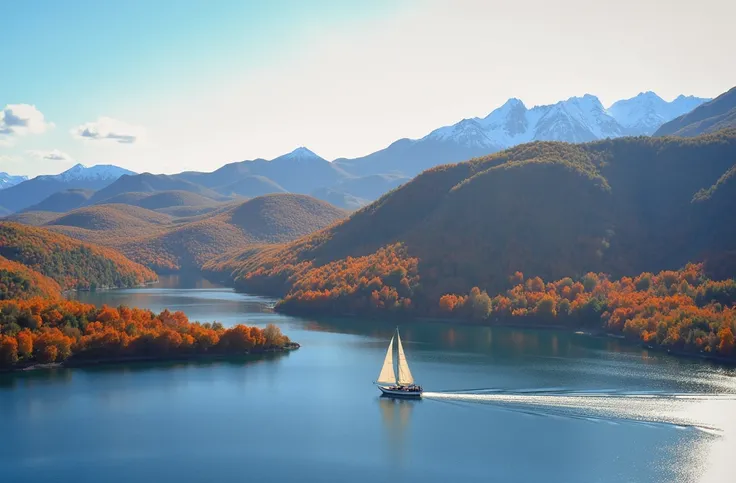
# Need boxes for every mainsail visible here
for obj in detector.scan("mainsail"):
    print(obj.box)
[396,332,414,386]
[377,335,397,385]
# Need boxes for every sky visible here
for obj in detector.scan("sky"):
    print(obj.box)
[1,0,734,177]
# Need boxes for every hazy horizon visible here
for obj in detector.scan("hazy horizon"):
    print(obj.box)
[2,0,734,177]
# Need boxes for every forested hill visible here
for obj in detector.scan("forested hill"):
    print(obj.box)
[208,129,736,302]
[0,222,157,291]
[0,255,62,299]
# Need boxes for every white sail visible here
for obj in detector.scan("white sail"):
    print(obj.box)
[377,335,397,385]
[396,332,414,386]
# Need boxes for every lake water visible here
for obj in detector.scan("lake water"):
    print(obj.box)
[2,275,735,482]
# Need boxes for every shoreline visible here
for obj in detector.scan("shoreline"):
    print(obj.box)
[1,343,300,374]
[65,278,736,367]
[275,306,736,365]
[61,279,159,296]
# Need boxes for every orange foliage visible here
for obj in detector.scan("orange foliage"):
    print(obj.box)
[0,222,156,290]
[439,294,461,313]
[0,335,18,366]
[439,263,736,359]
[0,297,292,368]
[0,255,62,299]
[275,243,419,314]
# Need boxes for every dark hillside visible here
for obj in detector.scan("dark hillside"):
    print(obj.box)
[212,131,736,303]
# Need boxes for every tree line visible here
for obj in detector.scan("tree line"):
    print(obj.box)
[0,298,292,369]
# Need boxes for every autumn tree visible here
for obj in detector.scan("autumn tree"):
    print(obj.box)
[219,325,256,351]
[718,327,734,354]
[535,295,557,318]
[466,287,492,320]
[0,298,292,368]
[263,324,287,346]
[0,335,19,367]
[16,330,33,359]
[39,345,58,363]
[439,294,460,313]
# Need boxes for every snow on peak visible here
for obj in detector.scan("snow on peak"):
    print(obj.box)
[0,172,28,190]
[276,147,323,162]
[418,91,707,151]
[607,92,709,134]
[531,94,623,141]
[500,98,525,109]
[55,164,135,182]
[427,118,500,149]
[560,94,605,111]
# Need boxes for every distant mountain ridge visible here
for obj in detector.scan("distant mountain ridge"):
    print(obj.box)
[86,172,225,206]
[0,172,28,190]
[22,188,95,213]
[36,193,347,273]
[0,90,713,214]
[41,163,135,182]
[608,92,706,135]
[0,164,137,213]
[176,147,349,195]
[654,86,736,138]
[334,92,710,177]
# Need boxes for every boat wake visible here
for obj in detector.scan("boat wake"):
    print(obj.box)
[423,389,736,434]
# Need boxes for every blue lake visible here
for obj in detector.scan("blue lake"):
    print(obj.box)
[1,275,735,482]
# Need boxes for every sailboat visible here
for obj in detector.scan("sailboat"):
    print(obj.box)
[375,327,423,398]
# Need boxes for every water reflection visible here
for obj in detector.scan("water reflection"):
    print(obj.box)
[0,352,291,390]
[0,367,73,390]
[153,273,224,289]
[378,397,418,467]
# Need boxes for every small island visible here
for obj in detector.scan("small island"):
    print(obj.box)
[0,298,297,372]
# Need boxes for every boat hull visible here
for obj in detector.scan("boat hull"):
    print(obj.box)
[377,385,422,399]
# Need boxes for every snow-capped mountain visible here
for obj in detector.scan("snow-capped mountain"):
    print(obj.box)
[0,172,28,190]
[272,147,323,163]
[0,164,136,213]
[50,163,136,182]
[426,93,704,149]
[424,94,627,150]
[335,92,710,177]
[608,92,711,135]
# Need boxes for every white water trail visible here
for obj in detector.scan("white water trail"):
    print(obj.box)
[423,390,736,434]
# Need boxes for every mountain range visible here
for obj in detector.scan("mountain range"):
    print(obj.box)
[0,164,135,213]
[11,193,347,273]
[212,129,736,306]
[0,90,718,214]
[333,92,710,177]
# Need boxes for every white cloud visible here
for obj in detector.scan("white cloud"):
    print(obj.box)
[72,117,145,144]
[27,149,74,161]
[0,104,53,144]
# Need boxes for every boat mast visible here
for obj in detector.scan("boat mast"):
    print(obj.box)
[396,326,414,387]
[377,333,397,385]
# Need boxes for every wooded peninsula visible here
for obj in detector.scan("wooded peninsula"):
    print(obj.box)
[0,298,297,371]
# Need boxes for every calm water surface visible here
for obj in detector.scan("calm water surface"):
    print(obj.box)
[2,275,735,483]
